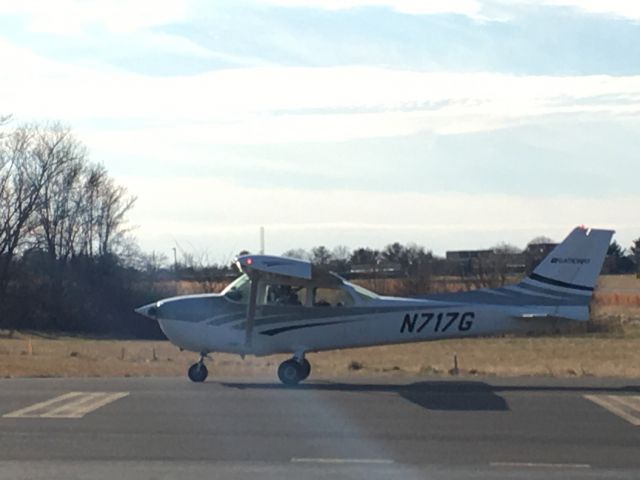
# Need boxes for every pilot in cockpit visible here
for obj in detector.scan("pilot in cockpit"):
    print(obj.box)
[269,285,302,306]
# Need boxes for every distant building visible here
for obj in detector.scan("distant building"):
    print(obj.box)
[349,262,402,278]
[446,249,494,276]
[446,249,494,262]
[446,249,526,276]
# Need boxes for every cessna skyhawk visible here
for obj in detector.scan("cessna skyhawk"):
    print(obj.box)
[135,227,613,385]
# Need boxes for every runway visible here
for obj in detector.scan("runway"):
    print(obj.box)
[1,376,639,479]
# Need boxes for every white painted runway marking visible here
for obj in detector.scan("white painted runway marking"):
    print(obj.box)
[584,394,640,426]
[291,458,394,465]
[2,392,129,419]
[491,462,591,469]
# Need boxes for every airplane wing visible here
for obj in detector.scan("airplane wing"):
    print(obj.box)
[236,254,312,280]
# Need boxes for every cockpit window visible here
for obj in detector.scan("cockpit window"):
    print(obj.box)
[264,284,304,306]
[222,274,251,303]
[222,275,376,307]
[313,287,354,307]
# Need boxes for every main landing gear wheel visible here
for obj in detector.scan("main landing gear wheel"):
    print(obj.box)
[299,358,311,380]
[188,362,208,383]
[278,359,305,386]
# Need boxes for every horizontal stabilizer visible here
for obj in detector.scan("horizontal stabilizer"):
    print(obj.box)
[511,305,589,322]
[513,313,551,320]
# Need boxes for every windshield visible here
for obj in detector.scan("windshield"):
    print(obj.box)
[222,274,251,303]
[349,282,379,302]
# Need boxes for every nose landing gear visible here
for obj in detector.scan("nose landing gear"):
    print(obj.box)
[188,353,209,383]
[277,355,311,386]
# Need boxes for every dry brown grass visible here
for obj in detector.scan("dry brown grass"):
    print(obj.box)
[590,276,640,332]
[2,328,640,380]
[597,274,640,291]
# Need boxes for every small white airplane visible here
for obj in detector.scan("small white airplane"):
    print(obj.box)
[136,226,613,385]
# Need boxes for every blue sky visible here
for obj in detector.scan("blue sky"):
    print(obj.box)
[1,0,639,260]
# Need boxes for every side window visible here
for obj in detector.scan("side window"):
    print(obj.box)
[313,287,354,307]
[263,284,304,306]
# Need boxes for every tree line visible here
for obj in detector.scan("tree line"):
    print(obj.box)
[0,118,161,336]
[283,238,640,276]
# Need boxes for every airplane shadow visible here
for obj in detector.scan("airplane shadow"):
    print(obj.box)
[220,379,640,413]
[221,380,510,412]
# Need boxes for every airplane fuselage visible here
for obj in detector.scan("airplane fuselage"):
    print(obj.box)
[153,293,572,357]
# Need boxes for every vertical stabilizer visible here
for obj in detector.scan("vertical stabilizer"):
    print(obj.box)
[524,227,614,294]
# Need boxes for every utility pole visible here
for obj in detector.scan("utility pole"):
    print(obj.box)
[172,247,178,294]
[260,226,265,255]
[172,247,178,272]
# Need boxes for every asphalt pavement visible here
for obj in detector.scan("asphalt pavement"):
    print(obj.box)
[0,375,639,479]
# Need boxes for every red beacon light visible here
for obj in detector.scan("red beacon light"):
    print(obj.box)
[245,257,253,265]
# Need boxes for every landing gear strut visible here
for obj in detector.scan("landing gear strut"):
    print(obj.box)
[188,353,209,383]
[277,355,311,386]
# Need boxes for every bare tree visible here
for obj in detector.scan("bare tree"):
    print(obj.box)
[401,243,434,294]
[330,245,351,272]
[350,247,380,266]
[34,132,89,261]
[0,123,72,295]
[282,248,310,260]
[0,118,151,334]
[491,243,522,286]
[526,235,554,247]
[94,177,136,257]
[382,242,405,266]
[473,243,522,288]
[604,240,634,274]
[310,245,332,266]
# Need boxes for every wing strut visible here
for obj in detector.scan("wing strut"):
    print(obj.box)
[245,273,259,348]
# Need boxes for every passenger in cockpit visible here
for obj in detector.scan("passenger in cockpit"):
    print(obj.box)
[271,285,302,306]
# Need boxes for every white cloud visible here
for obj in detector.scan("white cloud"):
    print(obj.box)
[252,0,484,17]
[523,0,640,22]
[2,39,639,197]
[126,31,215,59]
[120,176,640,258]
[0,1,215,62]
[247,0,640,22]
[0,0,192,35]
[2,42,639,146]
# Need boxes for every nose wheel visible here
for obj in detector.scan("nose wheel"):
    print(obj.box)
[188,353,209,383]
[277,356,311,386]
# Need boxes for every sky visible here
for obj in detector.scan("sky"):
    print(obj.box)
[1,0,639,261]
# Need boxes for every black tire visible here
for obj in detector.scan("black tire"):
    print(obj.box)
[299,358,311,380]
[188,363,208,382]
[278,360,303,386]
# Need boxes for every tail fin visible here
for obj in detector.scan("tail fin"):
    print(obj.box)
[527,227,614,291]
